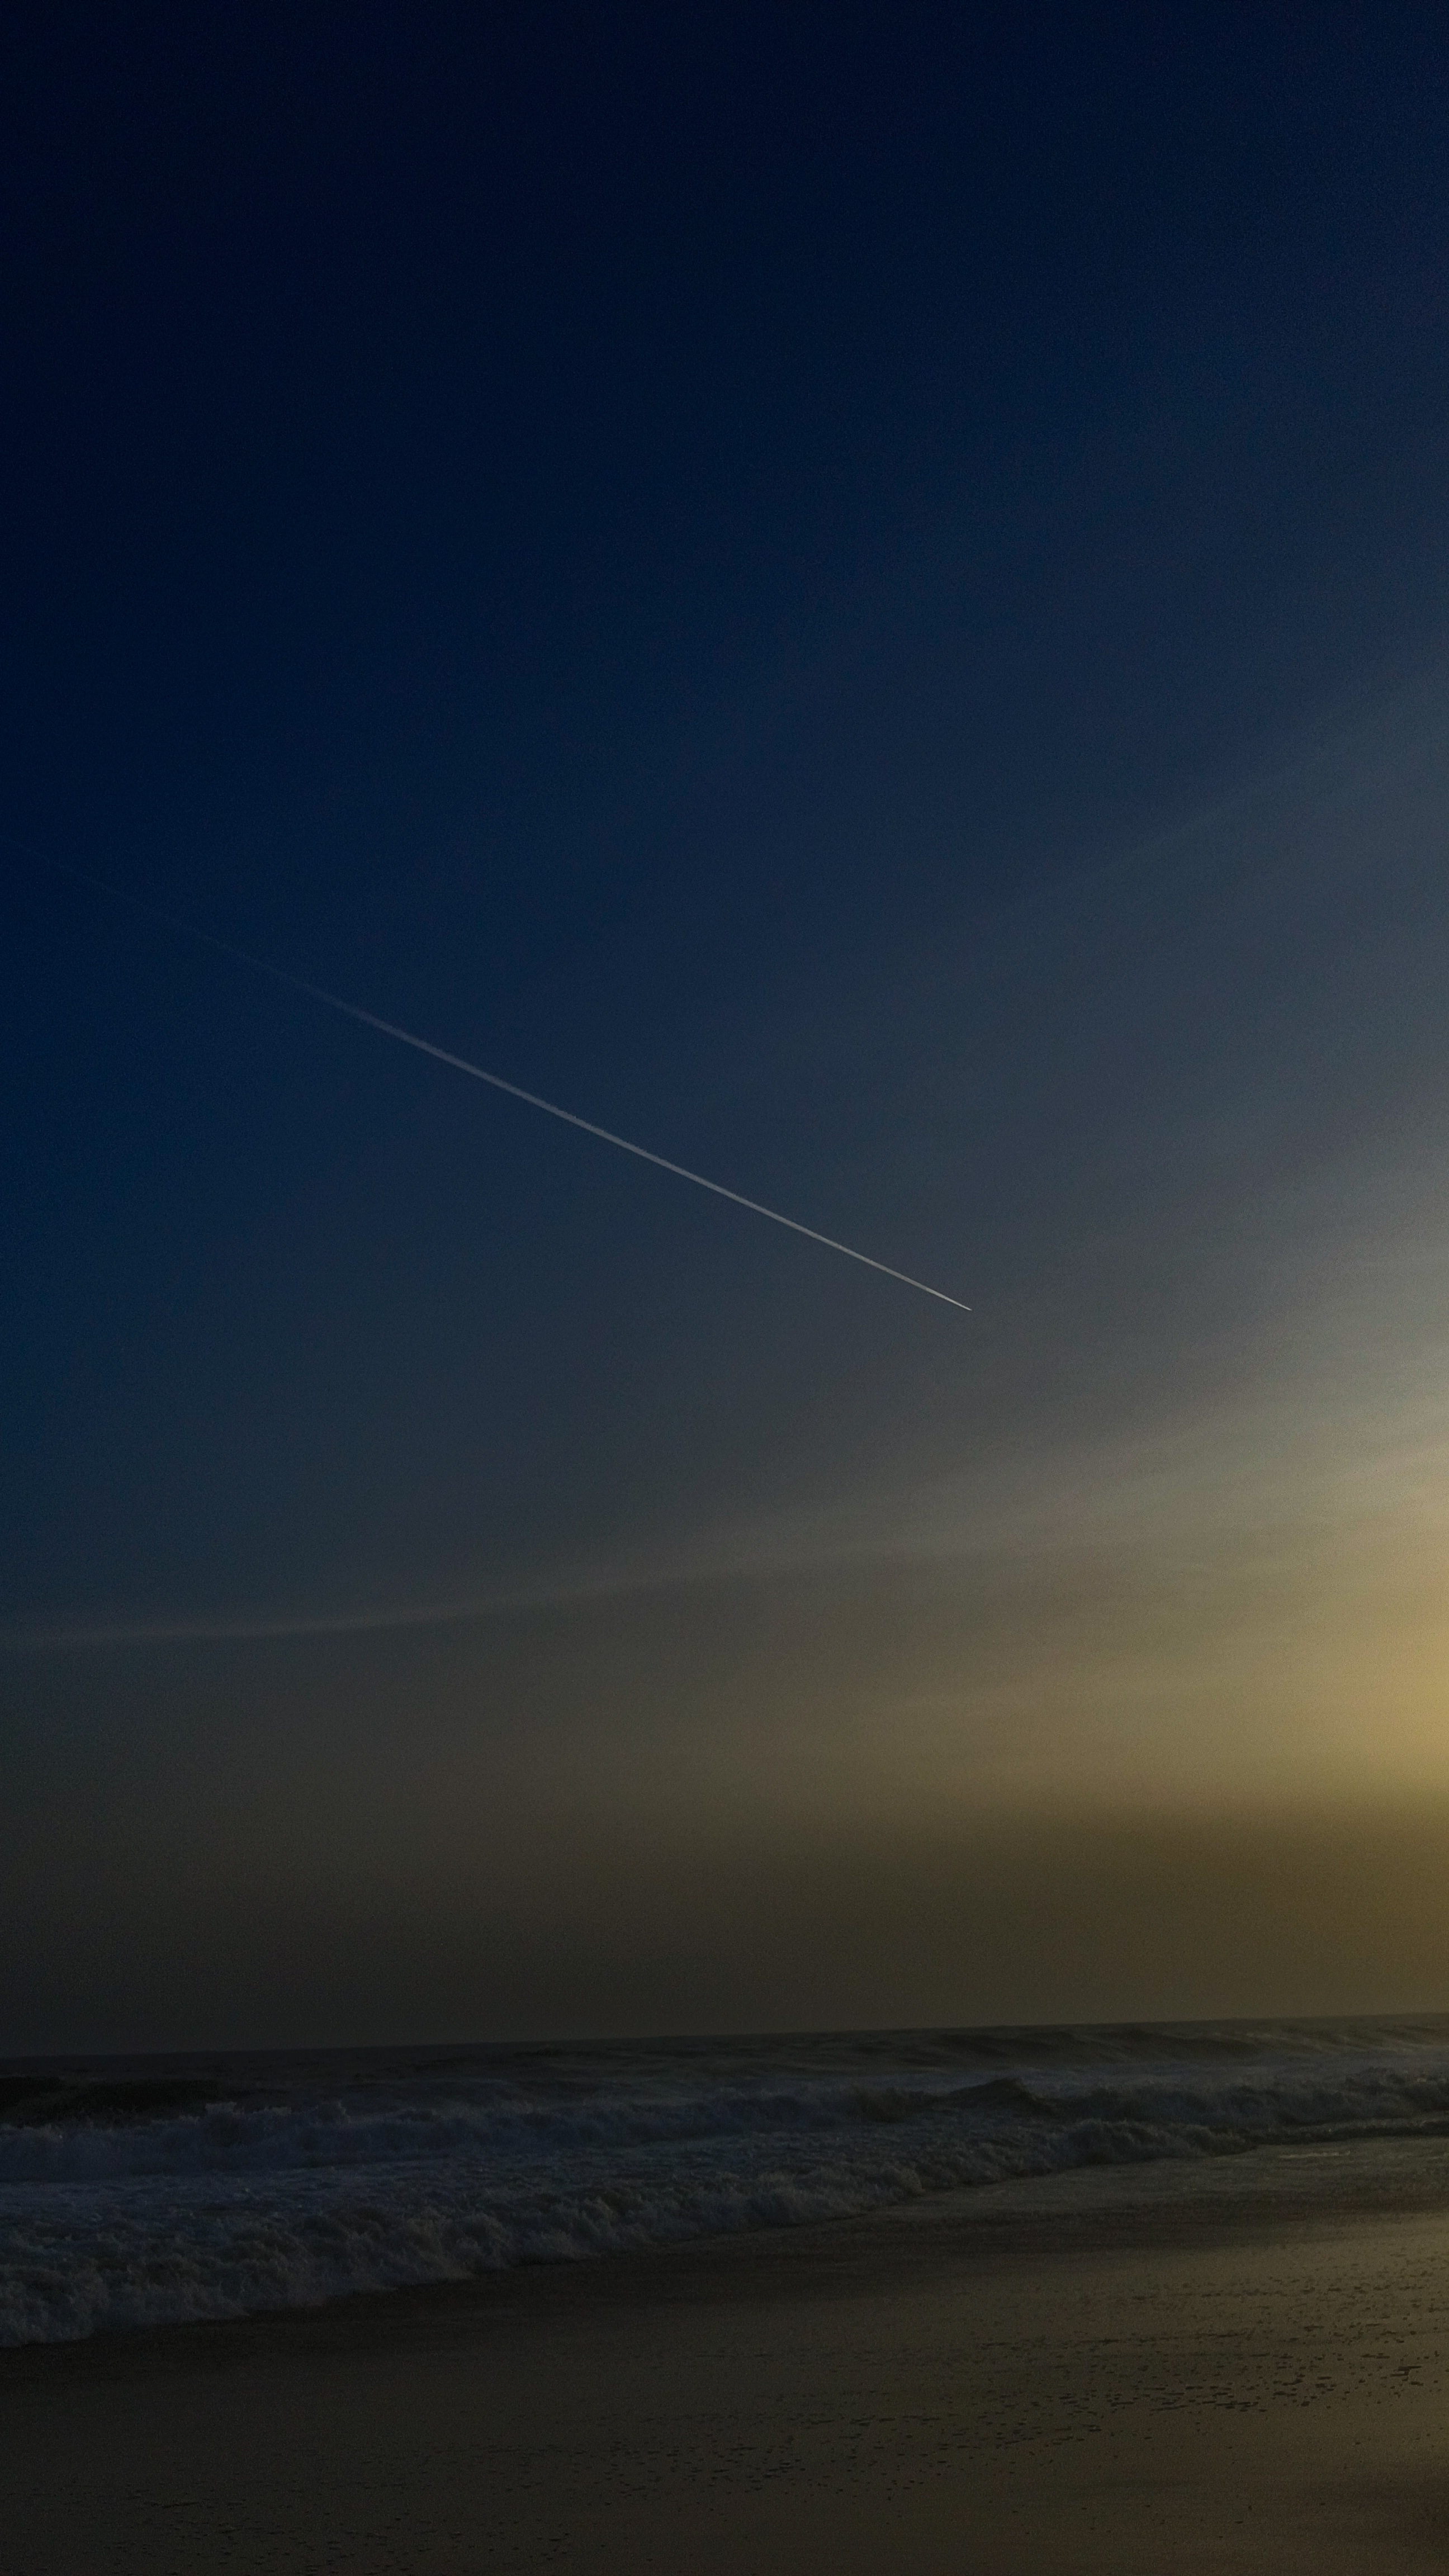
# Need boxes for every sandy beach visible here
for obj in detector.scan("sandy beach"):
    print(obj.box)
[6,2143,1449,2574]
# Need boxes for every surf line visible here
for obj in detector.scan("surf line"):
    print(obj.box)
[16,841,972,1313]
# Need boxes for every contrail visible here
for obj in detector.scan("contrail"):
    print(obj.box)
[13,843,972,1311]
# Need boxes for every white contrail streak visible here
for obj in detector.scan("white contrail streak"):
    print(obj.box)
[17,845,972,1311]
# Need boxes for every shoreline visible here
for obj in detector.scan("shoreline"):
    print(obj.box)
[7,2123,1449,2375]
[7,2140,1449,2569]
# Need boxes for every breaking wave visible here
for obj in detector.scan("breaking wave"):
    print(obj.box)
[6,2015,1449,2345]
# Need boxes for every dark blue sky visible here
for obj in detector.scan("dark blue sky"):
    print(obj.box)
[6,7,1449,2045]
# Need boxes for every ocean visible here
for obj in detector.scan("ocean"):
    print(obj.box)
[6,2014,1449,2346]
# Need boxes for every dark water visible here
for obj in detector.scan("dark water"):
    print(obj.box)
[7,2015,1449,2345]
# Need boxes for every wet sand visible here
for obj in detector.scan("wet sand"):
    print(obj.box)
[6,2147,1449,2573]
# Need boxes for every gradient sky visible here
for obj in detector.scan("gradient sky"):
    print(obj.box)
[6,6,1449,2049]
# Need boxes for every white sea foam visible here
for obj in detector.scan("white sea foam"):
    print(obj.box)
[6,2018,1449,2345]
